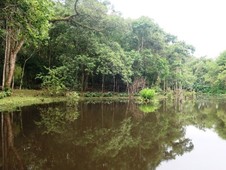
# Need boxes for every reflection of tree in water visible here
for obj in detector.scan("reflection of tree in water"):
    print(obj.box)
[197,100,226,139]
[1,113,24,170]
[4,101,195,170]
[179,98,226,140]
[90,104,193,169]
[36,106,79,134]
[27,101,193,170]
[6,97,226,169]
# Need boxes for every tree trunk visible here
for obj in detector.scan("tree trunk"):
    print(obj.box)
[102,75,105,93]
[84,74,88,91]
[81,72,85,92]
[2,26,24,89]
[163,78,166,92]
[20,53,33,90]
[12,76,14,89]
[113,75,116,92]
[2,27,11,90]
[5,53,16,88]
[127,82,129,95]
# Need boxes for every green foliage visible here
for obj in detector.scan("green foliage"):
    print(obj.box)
[1,0,53,44]
[36,107,79,134]
[84,92,102,97]
[0,90,66,112]
[0,89,12,99]
[9,0,226,94]
[36,66,67,96]
[139,104,158,113]
[84,92,113,97]
[95,118,139,158]
[14,65,23,86]
[139,88,155,100]
[66,91,79,106]
[102,92,113,97]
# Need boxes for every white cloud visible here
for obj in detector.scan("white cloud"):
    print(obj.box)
[109,0,226,58]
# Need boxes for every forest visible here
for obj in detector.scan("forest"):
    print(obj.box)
[1,0,226,95]
[2,1,226,169]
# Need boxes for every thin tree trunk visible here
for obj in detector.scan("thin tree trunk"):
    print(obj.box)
[84,74,88,91]
[116,79,119,92]
[81,72,84,92]
[91,74,94,91]
[113,75,116,92]
[2,27,11,90]
[127,82,129,95]
[163,78,166,92]
[20,53,34,90]
[102,75,105,93]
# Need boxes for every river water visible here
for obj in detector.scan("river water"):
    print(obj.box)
[1,97,226,170]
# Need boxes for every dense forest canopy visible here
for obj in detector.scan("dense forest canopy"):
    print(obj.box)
[0,0,225,94]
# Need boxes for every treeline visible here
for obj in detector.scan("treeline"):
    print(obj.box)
[0,0,226,94]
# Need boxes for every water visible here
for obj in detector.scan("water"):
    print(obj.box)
[1,98,226,170]
[158,126,226,170]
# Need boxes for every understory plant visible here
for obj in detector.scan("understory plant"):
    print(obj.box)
[138,88,156,103]
[0,88,12,99]
[36,66,67,96]
[66,91,79,106]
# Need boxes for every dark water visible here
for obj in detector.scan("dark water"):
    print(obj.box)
[1,98,226,170]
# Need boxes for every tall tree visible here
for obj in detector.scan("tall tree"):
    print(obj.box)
[1,0,53,89]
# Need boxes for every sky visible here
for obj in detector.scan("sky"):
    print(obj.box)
[109,0,226,58]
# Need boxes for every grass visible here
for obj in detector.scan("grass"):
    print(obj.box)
[0,89,163,112]
[0,90,130,112]
[0,89,66,112]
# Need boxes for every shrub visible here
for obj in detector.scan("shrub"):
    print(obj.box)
[66,91,79,106]
[102,92,113,97]
[36,66,67,96]
[139,88,155,100]
[84,92,102,97]
[0,88,12,99]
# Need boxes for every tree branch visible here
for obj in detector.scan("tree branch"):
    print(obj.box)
[74,0,79,16]
[50,15,77,23]
[49,0,102,32]
[72,20,103,32]
[50,0,80,23]
[13,39,24,55]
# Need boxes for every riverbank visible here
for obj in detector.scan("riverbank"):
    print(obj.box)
[0,89,166,112]
[0,90,66,112]
[0,90,130,112]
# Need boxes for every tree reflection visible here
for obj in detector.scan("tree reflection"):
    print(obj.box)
[177,98,226,140]
[1,112,24,170]
[28,101,194,170]
[5,97,226,169]
[36,106,79,134]
[2,100,199,170]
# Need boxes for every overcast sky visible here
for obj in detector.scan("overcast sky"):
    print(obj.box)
[109,0,226,58]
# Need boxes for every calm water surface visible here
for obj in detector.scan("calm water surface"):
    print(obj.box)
[1,97,226,170]
[158,126,226,170]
